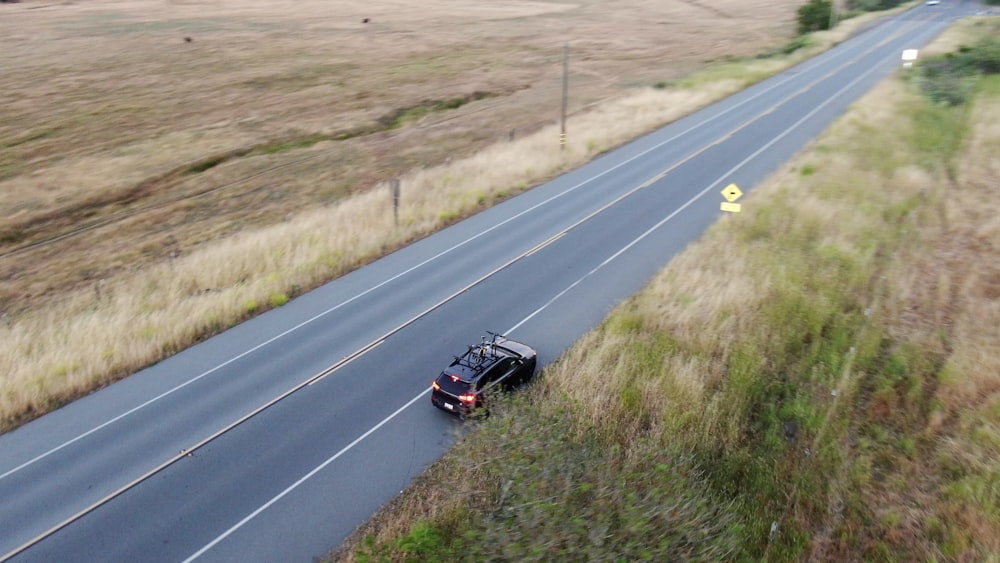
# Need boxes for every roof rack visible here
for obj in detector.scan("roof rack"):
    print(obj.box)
[452,332,505,370]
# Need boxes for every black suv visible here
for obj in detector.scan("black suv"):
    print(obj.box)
[431,332,537,417]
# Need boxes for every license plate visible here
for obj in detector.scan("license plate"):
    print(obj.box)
[444,402,454,411]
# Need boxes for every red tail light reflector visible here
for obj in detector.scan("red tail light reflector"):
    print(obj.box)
[458,394,476,403]
[432,381,441,391]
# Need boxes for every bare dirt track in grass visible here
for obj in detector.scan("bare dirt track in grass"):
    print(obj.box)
[0,0,800,317]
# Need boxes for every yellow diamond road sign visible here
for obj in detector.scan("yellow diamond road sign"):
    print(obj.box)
[722,183,743,203]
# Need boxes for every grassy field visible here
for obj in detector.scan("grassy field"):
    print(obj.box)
[0,0,876,431]
[334,17,1000,561]
[0,0,802,318]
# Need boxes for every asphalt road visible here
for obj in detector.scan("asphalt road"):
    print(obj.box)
[0,3,977,561]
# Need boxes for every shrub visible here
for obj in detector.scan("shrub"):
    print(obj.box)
[783,35,812,55]
[919,60,974,106]
[966,36,1000,74]
[846,0,906,10]
[797,0,833,34]
[917,35,1000,106]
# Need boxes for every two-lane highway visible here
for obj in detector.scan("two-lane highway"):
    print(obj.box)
[0,3,974,561]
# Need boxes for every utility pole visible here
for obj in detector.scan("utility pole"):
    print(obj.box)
[389,178,400,226]
[828,0,838,30]
[560,43,569,149]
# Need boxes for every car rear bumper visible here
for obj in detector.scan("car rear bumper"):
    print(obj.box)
[431,392,472,416]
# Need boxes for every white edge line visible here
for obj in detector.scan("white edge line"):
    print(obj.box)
[186,296,542,560]
[181,388,431,563]
[509,34,898,336]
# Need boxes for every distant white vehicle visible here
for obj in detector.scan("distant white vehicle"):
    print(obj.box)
[926,0,940,5]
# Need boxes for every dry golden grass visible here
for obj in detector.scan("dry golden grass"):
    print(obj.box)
[1,0,838,430]
[806,21,999,559]
[0,0,802,313]
[855,90,1000,559]
[875,79,1000,558]
[945,85,1000,408]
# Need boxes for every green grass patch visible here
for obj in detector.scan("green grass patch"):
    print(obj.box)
[437,210,460,224]
[252,134,331,156]
[381,92,496,129]
[914,28,1000,106]
[677,59,764,89]
[355,395,743,561]
[911,103,970,160]
[184,156,227,174]
[759,35,814,58]
[1,126,62,149]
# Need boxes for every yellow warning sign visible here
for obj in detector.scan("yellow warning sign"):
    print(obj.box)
[720,202,742,213]
[721,183,743,203]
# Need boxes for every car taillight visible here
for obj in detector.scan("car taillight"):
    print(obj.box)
[458,394,476,404]
[432,381,441,391]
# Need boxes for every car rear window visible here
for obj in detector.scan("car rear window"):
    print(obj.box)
[436,372,472,396]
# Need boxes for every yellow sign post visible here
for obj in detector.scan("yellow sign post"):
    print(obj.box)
[722,183,743,203]
[720,183,743,213]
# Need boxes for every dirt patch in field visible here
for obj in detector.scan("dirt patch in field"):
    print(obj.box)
[0,0,800,316]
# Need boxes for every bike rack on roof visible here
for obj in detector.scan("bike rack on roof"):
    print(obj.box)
[452,332,505,370]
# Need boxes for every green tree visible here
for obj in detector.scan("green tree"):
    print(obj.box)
[968,36,1000,74]
[797,0,832,34]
